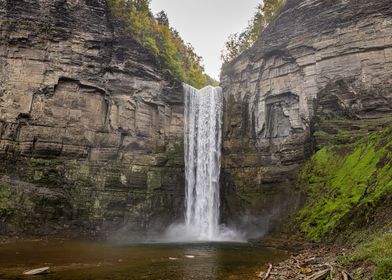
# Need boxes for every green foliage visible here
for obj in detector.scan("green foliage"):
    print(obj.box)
[155,11,169,26]
[263,0,286,22]
[108,0,210,88]
[341,233,392,280]
[0,182,15,219]
[205,74,220,87]
[297,126,392,240]
[0,181,34,229]
[221,0,286,64]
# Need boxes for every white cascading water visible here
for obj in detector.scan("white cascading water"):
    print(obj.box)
[183,84,223,240]
[164,84,242,242]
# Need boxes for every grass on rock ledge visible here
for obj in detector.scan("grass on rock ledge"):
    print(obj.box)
[339,232,392,280]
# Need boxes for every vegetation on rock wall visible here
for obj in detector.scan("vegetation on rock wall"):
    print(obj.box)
[0,179,36,232]
[297,126,392,240]
[0,182,14,223]
[108,0,215,88]
[340,233,392,280]
[295,125,392,279]
[221,0,286,64]
[0,154,184,235]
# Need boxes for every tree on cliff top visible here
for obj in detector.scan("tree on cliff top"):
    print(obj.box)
[221,0,286,64]
[108,0,212,89]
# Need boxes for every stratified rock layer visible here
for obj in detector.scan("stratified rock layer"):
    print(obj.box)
[0,0,184,237]
[220,0,392,237]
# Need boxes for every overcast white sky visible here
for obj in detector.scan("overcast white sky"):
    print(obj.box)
[150,0,261,80]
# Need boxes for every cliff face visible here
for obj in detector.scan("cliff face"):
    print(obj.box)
[220,0,392,236]
[0,0,184,237]
[2,0,392,240]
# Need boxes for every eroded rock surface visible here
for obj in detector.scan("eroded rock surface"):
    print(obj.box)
[0,0,184,238]
[220,0,392,237]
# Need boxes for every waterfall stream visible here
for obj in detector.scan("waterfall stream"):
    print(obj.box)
[164,84,241,242]
[184,84,223,240]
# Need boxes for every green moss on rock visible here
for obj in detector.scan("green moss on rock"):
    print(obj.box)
[297,126,392,240]
[0,181,15,220]
[147,171,162,191]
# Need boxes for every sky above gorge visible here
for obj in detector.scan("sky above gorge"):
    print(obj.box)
[150,0,261,80]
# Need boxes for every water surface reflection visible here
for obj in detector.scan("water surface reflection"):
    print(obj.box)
[0,240,287,280]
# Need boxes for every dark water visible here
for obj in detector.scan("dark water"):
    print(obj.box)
[0,240,287,280]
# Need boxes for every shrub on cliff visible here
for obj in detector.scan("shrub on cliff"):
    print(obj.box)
[221,0,286,64]
[108,0,212,89]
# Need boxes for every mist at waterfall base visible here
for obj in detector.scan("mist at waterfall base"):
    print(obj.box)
[163,85,243,243]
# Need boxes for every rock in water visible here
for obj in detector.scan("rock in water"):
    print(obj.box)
[23,267,50,275]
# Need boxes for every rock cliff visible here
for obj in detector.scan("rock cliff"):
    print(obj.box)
[2,0,392,240]
[220,0,392,237]
[0,0,184,238]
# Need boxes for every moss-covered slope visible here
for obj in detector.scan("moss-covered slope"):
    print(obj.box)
[297,126,392,240]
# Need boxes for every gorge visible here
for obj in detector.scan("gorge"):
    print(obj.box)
[0,0,392,278]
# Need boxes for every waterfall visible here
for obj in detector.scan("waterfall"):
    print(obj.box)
[183,84,223,240]
[163,84,242,242]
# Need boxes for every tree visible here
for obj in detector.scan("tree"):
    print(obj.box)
[263,0,286,23]
[221,0,286,64]
[134,0,151,14]
[156,11,169,26]
[108,0,210,89]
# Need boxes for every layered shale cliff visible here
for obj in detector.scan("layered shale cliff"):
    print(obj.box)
[0,0,184,237]
[2,0,392,240]
[220,0,392,237]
